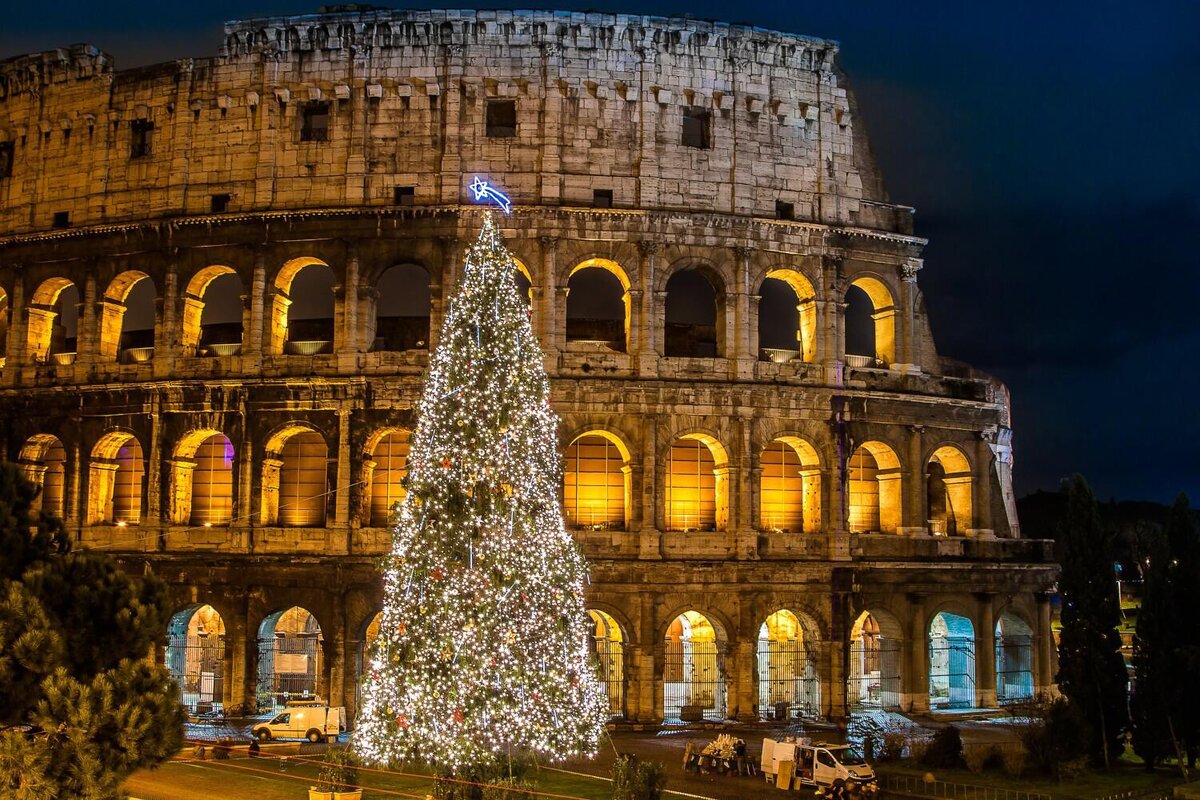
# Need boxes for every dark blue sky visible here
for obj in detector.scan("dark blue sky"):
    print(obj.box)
[3,1,1198,502]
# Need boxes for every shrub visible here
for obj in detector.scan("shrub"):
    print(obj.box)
[907,738,930,763]
[317,747,359,793]
[878,733,906,762]
[612,753,667,800]
[481,777,537,800]
[1020,698,1089,776]
[921,726,963,769]
[1000,745,1027,778]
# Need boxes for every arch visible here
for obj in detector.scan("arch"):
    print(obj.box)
[566,259,631,352]
[759,269,817,363]
[26,277,79,363]
[262,424,328,527]
[364,428,411,526]
[664,267,722,358]
[848,609,904,709]
[665,433,729,532]
[165,604,226,713]
[927,444,973,536]
[374,264,431,351]
[270,257,334,355]
[757,609,821,719]
[511,257,534,308]
[564,431,631,531]
[182,265,244,355]
[663,610,727,722]
[995,610,1034,703]
[169,430,234,525]
[845,276,895,366]
[588,609,626,718]
[929,611,977,709]
[87,431,144,525]
[847,441,902,534]
[759,436,821,533]
[256,606,324,713]
[99,270,156,362]
[18,433,67,518]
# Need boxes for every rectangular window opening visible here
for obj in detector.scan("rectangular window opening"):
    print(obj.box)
[300,101,331,142]
[486,99,517,138]
[776,200,795,220]
[52,211,70,228]
[682,106,711,149]
[593,189,613,209]
[210,194,231,213]
[130,120,154,159]
[394,186,415,206]
[0,142,13,179]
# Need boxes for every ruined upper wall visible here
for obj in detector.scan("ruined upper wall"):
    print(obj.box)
[0,9,907,236]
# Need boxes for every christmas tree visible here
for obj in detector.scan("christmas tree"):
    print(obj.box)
[354,212,607,771]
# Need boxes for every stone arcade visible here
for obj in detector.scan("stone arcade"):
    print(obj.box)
[0,9,1056,723]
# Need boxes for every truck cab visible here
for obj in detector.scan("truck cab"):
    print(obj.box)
[251,702,346,743]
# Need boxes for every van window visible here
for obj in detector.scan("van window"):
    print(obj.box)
[270,713,290,725]
[817,750,838,768]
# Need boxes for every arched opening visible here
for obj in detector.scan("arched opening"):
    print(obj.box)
[183,266,244,356]
[256,606,324,713]
[845,277,895,367]
[512,260,533,308]
[995,611,1034,703]
[566,260,630,352]
[588,609,625,718]
[758,270,817,363]
[927,445,973,536]
[563,432,630,531]
[365,429,410,526]
[170,431,234,526]
[374,264,431,351]
[262,426,328,527]
[759,437,821,533]
[848,610,902,710]
[664,268,721,358]
[99,271,157,363]
[26,278,79,364]
[272,258,335,355]
[166,604,226,713]
[757,609,820,720]
[666,434,728,532]
[848,442,902,534]
[0,287,8,367]
[18,434,67,518]
[663,611,726,722]
[88,432,144,525]
[930,611,977,710]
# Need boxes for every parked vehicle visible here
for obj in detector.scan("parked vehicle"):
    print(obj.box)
[251,701,346,743]
[761,739,877,793]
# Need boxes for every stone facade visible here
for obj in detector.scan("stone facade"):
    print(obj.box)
[0,9,1055,723]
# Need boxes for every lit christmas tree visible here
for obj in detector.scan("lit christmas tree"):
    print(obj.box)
[354,210,607,771]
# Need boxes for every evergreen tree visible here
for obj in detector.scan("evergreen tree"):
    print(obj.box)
[354,214,607,772]
[0,464,186,799]
[1131,522,1171,767]
[1055,475,1129,767]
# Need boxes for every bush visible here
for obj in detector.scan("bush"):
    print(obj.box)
[481,777,537,800]
[317,747,359,793]
[921,726,963,769]
[1020,698,1089,776]
[1001,745,1027,778]
[612,753,667,800]
[907,738,930,763]
[878,733,906,762]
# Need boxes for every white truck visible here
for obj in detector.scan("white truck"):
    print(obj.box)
[761,739,877,794]
[251,701,346,743]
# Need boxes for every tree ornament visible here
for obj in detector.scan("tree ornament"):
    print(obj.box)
[452,707,465,724]
[396,622,407,636]
[395,714,409,730]
[441,456,453,469]
[431,567,445,582]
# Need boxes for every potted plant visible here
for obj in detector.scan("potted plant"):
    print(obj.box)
[310,747,361,800]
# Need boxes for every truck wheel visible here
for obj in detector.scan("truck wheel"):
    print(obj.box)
[306,729,322,743]
[256,730,271,742]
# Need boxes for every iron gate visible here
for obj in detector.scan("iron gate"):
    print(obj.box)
[848,638,901,709]
[663,640,726,722]
[757,638,820,719]
[593,636,626,718]
[256,633,323,713]
[996,633,1033,702]
[929,637,976,709]
[166,633,225,713]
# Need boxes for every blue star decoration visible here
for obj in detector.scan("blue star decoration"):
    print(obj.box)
[469,177,513,214]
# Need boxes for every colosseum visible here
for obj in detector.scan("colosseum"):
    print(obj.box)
[0,8,1056,725]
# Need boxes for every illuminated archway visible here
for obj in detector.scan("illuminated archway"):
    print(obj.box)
[845,276,895,366]
[757,609,820,719]
[666,434,729,532]
[166,604,226,713]
[759,437,821,533]
[930,611,976,709]
[363,428,410,526]
[995,611,1034,703]
[758,269,817,363]
[664,267,722,358]
[927,445,973,536]
[566,259,631,352]
[271,258,334,355]
[848,441,902,533]
[182,266,244,356]
[262,425,328,526]
[588,609,626,718]
[848,610,903,709]
[25,277,79,363]
[169,430,234,525]
[99,271,156,362]
[663,610,726,722]
[256,606,324,713]
[374,264,431,351]
[563,431,630,531]
[18,433,67,518]
[87,431,144,525]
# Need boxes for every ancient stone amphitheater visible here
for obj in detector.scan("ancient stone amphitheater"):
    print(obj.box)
[0,8,1056,723]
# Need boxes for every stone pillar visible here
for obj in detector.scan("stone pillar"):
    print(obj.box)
[539,237,560,368]
[429,237,458,351]
[154,266,178,379]
[731,246,755,380]
[237,595,258,715]
[731,638,758,722]
[634,241,660,377]
[166,459,196,525]
[334,408,352,531]
[237,429,255,536]
[821,255,845,382]
[327,599,346,713]
[77,274,99,364]
[905,596,929,712]
[638,415,661,560]
[975,593,997,708]
[336,242,360,370]
[894,258,922,373]
[1035,593,1055,697]
[246,251,267,369]
[145,396,163,525]
[903,425,927,534]
[4,271,25,375]
[974,433,995,535]
[65,441,83,529]
[223,600,251,714]
[624,463,641,531]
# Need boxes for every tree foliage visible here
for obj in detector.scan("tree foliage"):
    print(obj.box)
[1054,475,1128,767]
[0,464,185,799]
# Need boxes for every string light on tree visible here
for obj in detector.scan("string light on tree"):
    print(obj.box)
[353,203,607,771]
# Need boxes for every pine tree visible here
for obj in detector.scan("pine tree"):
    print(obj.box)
[0,463,186,799]
[1055,475,1129,767]
[354,214,607,772]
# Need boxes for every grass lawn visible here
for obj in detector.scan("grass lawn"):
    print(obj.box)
[124,756,615,800]
[879,759,1183,800]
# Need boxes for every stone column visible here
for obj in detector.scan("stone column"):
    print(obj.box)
[539,236,560,370]
[223,598,251,715]
[821,255,845,382]
[894,258,922,373]
[334,408,352,532]
[827,589,852,720]
[905,595,929,712]
[1035,593,1055,697]
[166,459,196,525]
[246,251,266,369]
[975,593,997,708]
[730,638,758,722]
[634,241,660,377]
[336,242,360,371]
[77,274,99,364]
[145,396,163,525]
[65,441,82,530]
[4,271,25,377]
[327,598,346,713]
[974,433,995,535]
[903,425,927,534]
[154,265,178,379]
[731,246,755,380]
[429,237,458,352]
[237,595,258,715]
[638,415,661,560]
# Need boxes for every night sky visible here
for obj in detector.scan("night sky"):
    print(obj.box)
[3,1,1197,503]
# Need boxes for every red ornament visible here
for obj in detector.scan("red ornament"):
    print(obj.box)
[397,622,407,636]
[395,713,409,730]
[431,567,445,581]
[452,707,465,724]
[441,456,453,469]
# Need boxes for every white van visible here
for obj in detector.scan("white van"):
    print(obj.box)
[251,702,346,743]
[762,739,877,792]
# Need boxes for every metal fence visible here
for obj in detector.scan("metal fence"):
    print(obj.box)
[255,633,323,714]
[757,638,820,719]
[663,640,726,722]
[593,636,626,718]
[883,774,1053,800]
[929,637,976,709]
[165,634,225,713]
[848,638,902,710]
[996,634,1034,703]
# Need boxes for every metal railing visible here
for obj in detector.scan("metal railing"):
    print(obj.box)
[883,773,1053,800]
